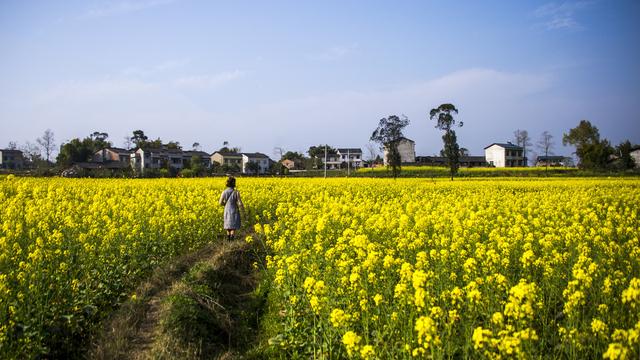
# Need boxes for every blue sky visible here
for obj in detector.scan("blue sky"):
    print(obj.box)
[1,0,639,159]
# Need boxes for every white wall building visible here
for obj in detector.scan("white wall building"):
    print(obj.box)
[336,148,363,169]
[383,137,416,165]
[242,153,271,174]
[484,142,526,167]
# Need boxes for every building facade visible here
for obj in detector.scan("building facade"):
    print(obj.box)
[384,137,416,165]
[242,153,271,174]
[0,149,24,170]
[211,152,242,169]
[484,142,526,167]
[336,148,363,169]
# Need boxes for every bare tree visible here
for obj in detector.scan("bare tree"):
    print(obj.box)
[21,141,41,164]
[537,131,554,172]
[123,136,133,150]
[365,142,378,162]
[36,129,56,163]
[273,147,284,160]
[513,129,532,166]
[7,141,18,150]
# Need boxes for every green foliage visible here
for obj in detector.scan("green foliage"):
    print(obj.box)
[56,133,113,166]
[563,120,614,169]
[430,104,462,180]
[370,115,410,179]
[615,140,636,170]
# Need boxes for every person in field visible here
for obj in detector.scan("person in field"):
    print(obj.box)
[219,176,244,241]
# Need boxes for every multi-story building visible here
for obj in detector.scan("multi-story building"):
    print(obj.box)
[0,149,24,170]
[484,142,526,167]
[383,137,416,165]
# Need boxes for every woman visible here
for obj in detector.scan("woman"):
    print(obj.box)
[219,176,244,241]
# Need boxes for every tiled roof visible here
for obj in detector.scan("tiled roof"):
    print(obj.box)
[484,142,523,150]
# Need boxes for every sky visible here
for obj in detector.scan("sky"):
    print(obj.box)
[1,0,639,160]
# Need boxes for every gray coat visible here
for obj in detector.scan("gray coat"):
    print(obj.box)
[219,187,243,230]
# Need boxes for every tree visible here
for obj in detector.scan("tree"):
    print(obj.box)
[192,142,201,151]
[7,141,18,150]
[513,129,532,166]
[36,129,56,163]
[90,131,110,150]
[365,142,378,163]
[430,104,462,180]
[56,133,113,166]
[123,136,133,150]
[131,130,149,149]
[308,144,336,169]
[190,154,204,176]
[562,120,614,169]
[246,161,260,175]
[615,140,636,170]
[537,131,554,173]
[282,151,305,161]
[459,147,469,157]
[21,141,42,165]
[370,115,410,179]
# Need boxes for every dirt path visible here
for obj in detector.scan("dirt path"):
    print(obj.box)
[89,233,262,360]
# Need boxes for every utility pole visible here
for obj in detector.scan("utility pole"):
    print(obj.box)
[347,148,351,176]
[324,145,327,178]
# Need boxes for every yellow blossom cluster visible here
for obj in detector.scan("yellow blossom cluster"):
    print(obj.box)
[252,177,640,358]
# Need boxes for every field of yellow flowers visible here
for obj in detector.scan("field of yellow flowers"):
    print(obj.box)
[1,176,639,358]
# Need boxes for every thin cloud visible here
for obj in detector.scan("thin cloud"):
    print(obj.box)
[121,59,191,77]
[533,1,593,31]
[81,0,178,19]
[308,44,358,62]
[174,70,246,89]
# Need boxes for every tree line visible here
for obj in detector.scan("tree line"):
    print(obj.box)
[369,104,637,179]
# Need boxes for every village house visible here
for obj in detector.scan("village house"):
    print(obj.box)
[484,142,527,167]
[211,151,242,169]
[281,159,296,170]
[416,155,487,167]
[337,148,363,169]
[130,147,186,174]
[0,149,25,170]
[383,137,416,165]
[93,147,132,165]
[631,147,640,168]
[535,155,569,167]
[323,152,342,169]
[184,150,211,168]
[242,153,271,174]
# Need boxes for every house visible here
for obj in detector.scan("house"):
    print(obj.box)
[183,151,211,168]
[242,153,271,174]
[632,148,640,168]
[383,137,416,165]
[281,159,296,170]
[130,147,186,174]
[535,155,569,167]
[323,153,342,170]
[93,147,132,164]
[211,152,242,170]
[484,142,526,167]
[0,149,24,170]
[337,148,364,169]
[416,156,487,167]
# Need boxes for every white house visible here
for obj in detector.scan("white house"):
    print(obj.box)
[242,153,271,174]
[383,137,416,165]
[484,142,526,167]
[130,147,185,174]
[337,148,363,169]
[631,148,640,168]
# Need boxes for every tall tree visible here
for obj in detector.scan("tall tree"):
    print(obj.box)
[192,142,201,151]
[36,129,56,163]
[370,115,410,179]
[615,140,636,170]
[430,104,462,180]
[90,131,110,150]
[513,129,532,166]
[21,141,42,165]
[537,131,554,172]
[130,130,149,149]
[308,144,336,169]
[7,141,18,150]
[562,120,613,169]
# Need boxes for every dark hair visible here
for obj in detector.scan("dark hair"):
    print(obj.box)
[226,176,236,188]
